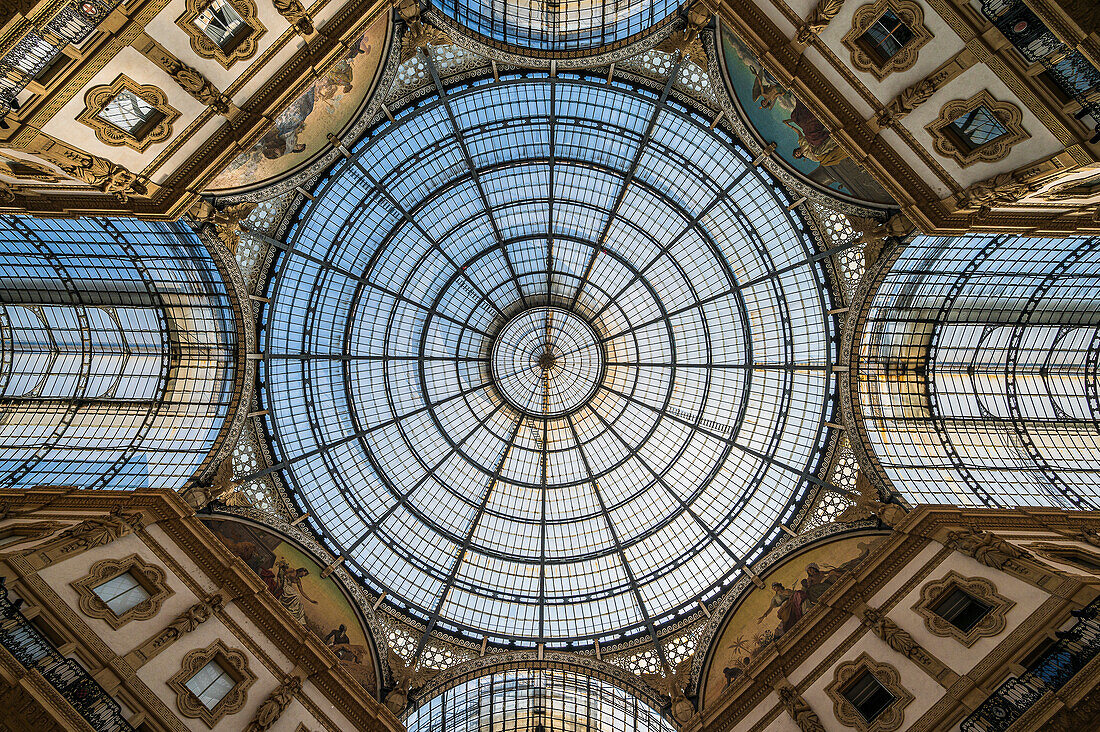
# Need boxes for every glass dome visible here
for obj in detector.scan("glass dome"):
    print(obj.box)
[261,74,836,646]
[434,0,679,54]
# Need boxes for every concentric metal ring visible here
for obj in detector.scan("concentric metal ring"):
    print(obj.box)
[491,307,605,418]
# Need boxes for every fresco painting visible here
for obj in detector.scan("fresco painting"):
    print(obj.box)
[201,517,378,694]
[719,24,894,205]
[702,535,883,707]
[207,14,388,192]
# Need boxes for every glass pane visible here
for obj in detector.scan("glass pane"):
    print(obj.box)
[196,0,247,50]
[93,572,151,614]
[843,671,895,721]
[948,105,1009,149]
[933,588,992,632]
[97,89,157,135]
[861,10,914,60]
[185,660,235,710]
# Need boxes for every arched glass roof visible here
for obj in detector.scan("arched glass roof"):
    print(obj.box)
[0,217,237,490]
[434,0,678,54]
[857,234,1100,509]
[260,73,836,646]
[406,667,673,732]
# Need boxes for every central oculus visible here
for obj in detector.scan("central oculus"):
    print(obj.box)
[491,306,605,418]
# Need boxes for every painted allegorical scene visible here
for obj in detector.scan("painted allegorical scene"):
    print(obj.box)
[206,13,389,192]
[719,23,894,205]
[702,534,883,708]
[201,517,379,695]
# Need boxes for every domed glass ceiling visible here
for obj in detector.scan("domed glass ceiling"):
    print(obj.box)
[435,0,678,53]
[261,73,836,646]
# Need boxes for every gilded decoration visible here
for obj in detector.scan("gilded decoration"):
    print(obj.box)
[168,640,256,728]
[71,554,173,630]
[925,90,1029,167]
[77,76,179,152]
[177,0,265,69]
[913,571,1014,647]
[841,0,931,81]
[825,653,913,732]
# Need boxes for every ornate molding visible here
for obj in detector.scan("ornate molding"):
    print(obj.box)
[925,90,1030,167]
[913,571,1014,647]
[796,0,846,46]
[177,0,265,69]
[0,520,66,552]
[71,554,173,630]
[22,134,149,201]
[825,653,914,731]
[842,0,931,81]
[77,75,179,152]
[774,679,826,731]
[245,673,302,731]
[168,639,256,728]
[860,605,956,685]
[421,5,681,68]
[127,594,225,668]
[22,508,145,569]
[954,171,1044,217]
[273,0,312,35]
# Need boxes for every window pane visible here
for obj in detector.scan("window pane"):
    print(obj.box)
[932,587,992,632]
[948,105,1009,149]
[93,572,151,614]
[196,0,247,50]
[185,660,235,710]
[861,9,914,60]
[97,89,157,135]
[843,671,895,721]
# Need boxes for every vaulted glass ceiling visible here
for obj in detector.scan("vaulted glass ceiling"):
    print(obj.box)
[260,73,837,646]
[434,0,678,53]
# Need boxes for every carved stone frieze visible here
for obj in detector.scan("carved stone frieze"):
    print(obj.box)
[954,171,1044,217]
[273,0,313,35]
[774,679,826,732]
[245,673,302,731]
[24,508,145,568]
[128,594,225,667]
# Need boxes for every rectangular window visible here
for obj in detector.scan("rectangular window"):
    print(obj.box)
[842,670,896,722]
[932,587,993,632]
[947,105,1010,151]
[185,659,236,710]
[859,9,915,62]
[96,89,164,139]
[196,0,249,52]
[92,572,151,615]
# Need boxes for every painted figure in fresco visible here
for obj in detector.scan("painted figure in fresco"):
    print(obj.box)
[260,87,315,159]
[317,35,370,108]
[262,557,319,623]
[784,101,849,166]
[750,66,784,110]
[758,581,807,636]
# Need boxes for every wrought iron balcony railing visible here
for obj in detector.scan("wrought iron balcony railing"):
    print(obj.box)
[980,0,1100,143]
[961,595,1100,732]
[0,0,121,116]
[0,577,135,732]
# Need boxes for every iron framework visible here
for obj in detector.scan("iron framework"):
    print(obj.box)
[257,68,839,650]
[856,234,1100,509]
